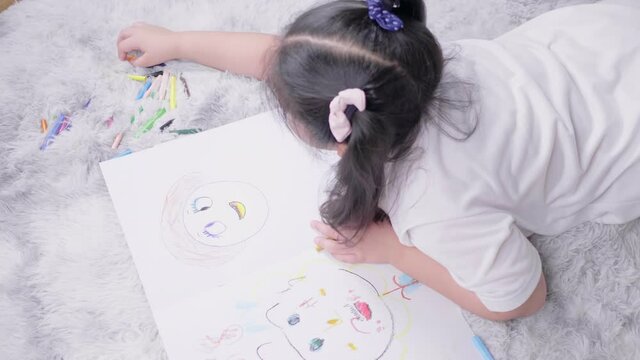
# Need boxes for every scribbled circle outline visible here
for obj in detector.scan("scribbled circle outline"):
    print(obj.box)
[160,173,270,267]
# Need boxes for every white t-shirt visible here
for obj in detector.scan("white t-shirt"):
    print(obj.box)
[379,3,640,312]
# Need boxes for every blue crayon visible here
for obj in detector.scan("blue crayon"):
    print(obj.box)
[472,336,495,360]
[40,113,65,151]
[115,148,133,158]
[135,77,153,100]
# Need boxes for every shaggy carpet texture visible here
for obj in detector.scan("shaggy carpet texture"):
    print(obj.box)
[3,0,639,359]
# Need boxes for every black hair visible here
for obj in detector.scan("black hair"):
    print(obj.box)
[266,0,452,240]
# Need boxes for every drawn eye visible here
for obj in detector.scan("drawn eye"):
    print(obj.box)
[287,313,300,326]
[228,201,246,220]
[192,197,213,213]
[309,338,324,352]
[203,221,227,238]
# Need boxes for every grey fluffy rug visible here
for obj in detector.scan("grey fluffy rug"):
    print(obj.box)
[3,0,639,359]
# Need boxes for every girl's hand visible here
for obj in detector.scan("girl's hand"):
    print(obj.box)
[311,219,407,264]
[117,22,178,67]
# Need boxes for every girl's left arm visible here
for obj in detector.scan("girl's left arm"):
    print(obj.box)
[312,220,547,321]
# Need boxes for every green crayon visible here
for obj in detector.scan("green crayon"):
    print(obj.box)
[135,108,167,138]
[169,128,202,135]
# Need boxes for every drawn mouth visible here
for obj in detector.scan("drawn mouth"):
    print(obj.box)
[350,317,371,334]
[348,301,373,334]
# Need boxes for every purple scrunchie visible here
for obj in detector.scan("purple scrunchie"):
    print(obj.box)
[367,0,404,32]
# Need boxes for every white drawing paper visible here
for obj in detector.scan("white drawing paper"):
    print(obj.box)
[159,253,478,360]
[101,111,479,359]
[101,112,334,310]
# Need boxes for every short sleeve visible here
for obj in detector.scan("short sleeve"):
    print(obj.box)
[403,212,542,312]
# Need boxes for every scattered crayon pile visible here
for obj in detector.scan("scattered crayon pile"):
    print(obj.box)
[111,68,202,156]
[40,99,91,151]
[113,69,185,150]
[38,61,203,157]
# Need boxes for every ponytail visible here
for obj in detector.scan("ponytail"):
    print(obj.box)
[320,110,393,238]
[321,67,424,241]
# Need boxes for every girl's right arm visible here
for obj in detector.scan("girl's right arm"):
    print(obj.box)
[116,23,280,80]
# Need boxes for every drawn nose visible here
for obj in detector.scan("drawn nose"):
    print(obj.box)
[204,221,227,237]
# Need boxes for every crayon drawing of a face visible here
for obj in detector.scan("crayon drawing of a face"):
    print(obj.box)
[183,182,268,247]
[161,174,269,267]
[262,269,394,359]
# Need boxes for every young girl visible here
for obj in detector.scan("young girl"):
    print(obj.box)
[117,0,640,321]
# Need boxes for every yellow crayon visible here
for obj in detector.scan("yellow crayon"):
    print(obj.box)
[169,75,177,110]
[320,288,326,296]
[127,74,147,82]
[347,343,357,351]
[315,244,324,252]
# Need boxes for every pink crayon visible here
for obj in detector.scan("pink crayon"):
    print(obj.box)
[111,132,124,149]
[144,75,162,99]
[56,115,71,134]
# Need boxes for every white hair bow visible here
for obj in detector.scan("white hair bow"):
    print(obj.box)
[328,88,367,142]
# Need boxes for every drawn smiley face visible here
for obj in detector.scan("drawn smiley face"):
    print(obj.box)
[182,182,269,247]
